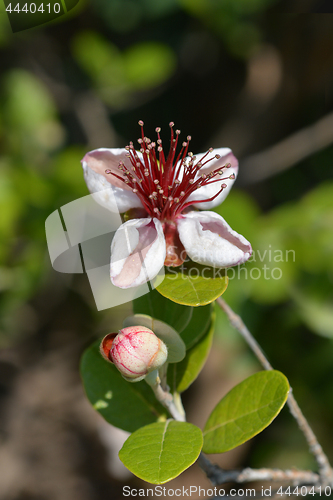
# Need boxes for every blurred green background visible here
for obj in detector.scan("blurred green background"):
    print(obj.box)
[0,0,333,499]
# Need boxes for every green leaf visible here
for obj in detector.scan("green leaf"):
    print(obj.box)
[168,314,215,393]
[132,292,212,350]
[203,370,289,453]
[133,289,193,334]
[80,341,168,432]
[119,420,203,484]
[180,303,212,349]
[123,314,186,363]
[156,262,228,306]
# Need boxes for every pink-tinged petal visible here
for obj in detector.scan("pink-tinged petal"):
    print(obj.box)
[82,148,130,188]
[176,211,252,267]
[82,148,143,213]
[187,149,239,210]
[111,218,166,288]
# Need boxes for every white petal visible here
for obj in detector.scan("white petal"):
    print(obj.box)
[187,149,239,210]
[111,218,166,288]
[82,148,143,213]
[176,211,252,267]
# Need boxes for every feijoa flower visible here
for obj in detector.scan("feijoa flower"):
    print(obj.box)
[82,121,252,288]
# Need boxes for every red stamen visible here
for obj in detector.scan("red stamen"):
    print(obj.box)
[104,122,232,222]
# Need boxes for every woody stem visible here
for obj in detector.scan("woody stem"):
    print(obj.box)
[216,296,333,486]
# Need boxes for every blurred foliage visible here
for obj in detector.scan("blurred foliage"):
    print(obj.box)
[214,181,333,335]
[0,68,86,340]
[0,0,332,488]
[91,0,179,34]
[178,0,279,58]
[72,32,176,107]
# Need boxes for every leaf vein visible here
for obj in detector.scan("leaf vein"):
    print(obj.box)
[157,420,170,482]
[203,397,284,435]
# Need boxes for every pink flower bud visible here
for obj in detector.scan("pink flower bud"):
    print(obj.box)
[100,326,168,382]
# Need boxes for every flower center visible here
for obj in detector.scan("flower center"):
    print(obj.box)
[105,121,234,222]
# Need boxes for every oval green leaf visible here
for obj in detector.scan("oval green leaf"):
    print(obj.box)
[203,370,289,453]
[156,262,228,306]
[119,421,203,484]
[168,315,215,393]
[133,289,193,334]
[123,314,186,363]
[80,341,168,432]
[133,290,211,349]
[180,303,212,349]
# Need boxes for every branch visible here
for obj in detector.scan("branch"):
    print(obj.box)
[153,382,186,421]
[146,371,186,422]
[216,297,333,487]
[198,453,319,486]
[240,111,333,183]
[73,91,117,149]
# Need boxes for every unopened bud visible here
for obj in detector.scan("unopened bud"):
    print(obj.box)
[100,327,168,382]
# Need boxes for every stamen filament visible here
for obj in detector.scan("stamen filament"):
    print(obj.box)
[105,122,233,223]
